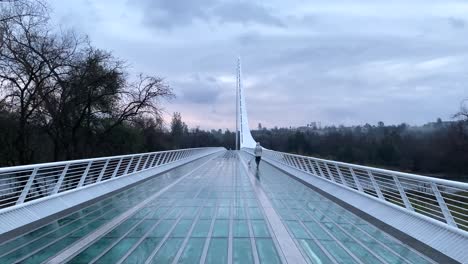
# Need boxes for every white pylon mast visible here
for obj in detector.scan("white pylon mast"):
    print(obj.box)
[235,58,240,150]
[236,57,256,149]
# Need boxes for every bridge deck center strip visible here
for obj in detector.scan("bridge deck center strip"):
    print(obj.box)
[238,153,308,264]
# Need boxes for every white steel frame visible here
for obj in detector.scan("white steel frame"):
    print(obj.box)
[0,148,222,209]
[244,148,468,233]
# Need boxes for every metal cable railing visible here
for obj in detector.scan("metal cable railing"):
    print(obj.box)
[0,147,223,209]
[244,148,468,232]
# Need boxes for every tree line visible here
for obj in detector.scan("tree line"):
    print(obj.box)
[252,117,468,181]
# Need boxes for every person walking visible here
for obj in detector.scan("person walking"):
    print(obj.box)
[254,142,262,167]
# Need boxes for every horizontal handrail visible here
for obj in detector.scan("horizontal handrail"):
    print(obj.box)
[0,147,210,173]
[0,147,224,209]
[244,148,468,232]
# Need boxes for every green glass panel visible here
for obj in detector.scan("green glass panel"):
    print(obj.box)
[303,222,332,240]
[206,238,228,264]
[219,199,231,206]
[181,207,198,219]
[148,219,175,237]
[217,207,230,219]
[150,207,171,219]
[132,208,151,219]
[233,220,249,237]
[128,220,156,237]
[285,220,310,239]
[165,207,182,219]
[276,208,297,220]
[123,238,161,264]
[178,238,205,263]
[361,242,406,263]
[71,238,115,263]
[22,237,79,264]
[246,199,258,207]
[151,238,184,264]
[322,222,352,242]
[95,238,139,263]
[248,207,263,219]
[298,239,332,264]
[233,207,246,219]
[71,220,108,237]
[293,209,314,221]
[251,220,270,237]
[212,220,229,237]
[233,238,254,264]
[191,219,211,237]
[320,240,357,264]
[200,207,215,219]
[343,241,383,264]
[171,220,193,237]
[105,219,138,238]
[255,238,281,264]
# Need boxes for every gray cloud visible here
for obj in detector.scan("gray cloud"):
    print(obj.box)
[133,0,283,29]
[48,0,468,129]
[448,17,465,29]
[174,75,223,104]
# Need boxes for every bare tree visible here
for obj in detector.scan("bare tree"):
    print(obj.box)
[0,0,84,163]
[454,99,468,121]
[0,0,174,163]
[109,74,174,130]
[0,0,51,163]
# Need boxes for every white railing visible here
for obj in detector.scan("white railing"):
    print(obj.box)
[0,147,223,209]
[244,148,468,232]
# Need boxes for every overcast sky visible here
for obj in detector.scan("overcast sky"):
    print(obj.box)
[49,0,468,130]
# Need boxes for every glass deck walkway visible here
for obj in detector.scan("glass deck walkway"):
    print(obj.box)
[0,151,436,263]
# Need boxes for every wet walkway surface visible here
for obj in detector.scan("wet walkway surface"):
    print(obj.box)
[0,151,436,263]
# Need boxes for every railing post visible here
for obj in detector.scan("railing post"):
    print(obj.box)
[53,164,70,194]
[392,175,413,211]
[174,151,182,161]
[111,158,123,179]
[96,160,109,183]
[123,157,133,175]
[77,161,93,188]
[431,183,457,227]
[307,159,318,176]
[16,167,39,204]
[158,153,166,165]
[172,151,179,162]
[149,154,157,168]
[142,154,150,169]
[165,152,173,163]
[315,160,326,178]
[133,155,143,173]
[159,152,168,165]
[349,168,363,192]
[171,151,177,162]
[335,164,347,186]
[154,153,163,166]
[292,156,301,169]
[297,157,306,171]
[367,171,384,199]
[324,163,336,182]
